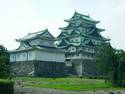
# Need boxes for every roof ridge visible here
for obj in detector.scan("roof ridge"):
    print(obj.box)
[75,11,89,18]
[16,29,49,42]
[28,29,47,35]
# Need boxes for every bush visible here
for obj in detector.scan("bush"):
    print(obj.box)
[88,76,98,79]
[0,79,14,94]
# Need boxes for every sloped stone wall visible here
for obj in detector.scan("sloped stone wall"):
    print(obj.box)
[11,60,98,77]
[11,62,35,76]
[82,60,98,77]
[11,61,66,77]
[65,59,98,77]
[34,61,66,77]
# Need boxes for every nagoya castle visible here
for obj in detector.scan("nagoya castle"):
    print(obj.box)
[10,11,109,77]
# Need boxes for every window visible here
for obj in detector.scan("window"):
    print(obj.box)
[76,54,79,56]
[17,54,20,57]
[28,53,32,56]
[76,39,78,42]
[11,55,15,58]
[23,53,25,57]
[87,48,90,51]
[72,48,75,50]
[87,54,89,57]
[68,49,71,52]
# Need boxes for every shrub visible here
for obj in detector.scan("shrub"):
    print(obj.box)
[0,79,14,94]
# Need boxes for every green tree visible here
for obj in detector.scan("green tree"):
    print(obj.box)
[114,50,125,86]
[95,43,125,87]
[0,45,10,79]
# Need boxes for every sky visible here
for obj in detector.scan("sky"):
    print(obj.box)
[0,0,125,50]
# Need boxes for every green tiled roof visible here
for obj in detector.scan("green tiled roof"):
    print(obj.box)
[57,39,69,47]
[96,28,105,32]
[86,40,95,46]
[57,32,69,38]
[57,12,110,48]
[70,30,79,35]
[64,11,99,24]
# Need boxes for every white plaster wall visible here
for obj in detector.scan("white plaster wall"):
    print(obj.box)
[27,51,36,61]
[15,52,27,61]
[68,46,76,52]
[10,52,27,62]
[10,51,36,62]
[10,54,16,62]
[85,48,95,53]
[10,50,65,62]
[36,50,65,62]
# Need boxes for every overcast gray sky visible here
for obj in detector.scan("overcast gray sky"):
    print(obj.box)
[0,0,125,50]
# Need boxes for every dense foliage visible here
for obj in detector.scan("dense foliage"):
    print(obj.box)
[0,45,10,78]
[95,43,125,87]
[0,79,14,94]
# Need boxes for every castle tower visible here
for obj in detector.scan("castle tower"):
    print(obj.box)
[56,11,109,77]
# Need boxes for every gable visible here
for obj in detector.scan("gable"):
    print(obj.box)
[41,31,55,39]
[16,43,26,50]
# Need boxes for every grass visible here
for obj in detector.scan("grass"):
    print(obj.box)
[0,79,13,84]
[13,77,115,91]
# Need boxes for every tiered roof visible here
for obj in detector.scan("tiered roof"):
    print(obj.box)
[64,11,100,24]
[57,11,109,48]
[11,29,65,53]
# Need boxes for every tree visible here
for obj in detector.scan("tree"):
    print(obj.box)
[0,45,10,79]
[95,43,125,87]
[114,50,125,86]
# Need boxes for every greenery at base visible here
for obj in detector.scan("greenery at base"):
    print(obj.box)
[0,79,14,94]
[0,45,10,79]
[0,45,14,94]
[95,43,125,87]
[14,77,113,91]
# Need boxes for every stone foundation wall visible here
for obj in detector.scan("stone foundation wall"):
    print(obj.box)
[34,61,66,77]
[82,60,98,77]
[65,59,98,77]
[11,61,66,77]
[11,60,98,77]
[11,62,35,76]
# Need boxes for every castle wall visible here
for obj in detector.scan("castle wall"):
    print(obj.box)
[10,50,37,62]
[34,61,66,77]
[65,59,98,77]
[11,62,35,76]
[36,50,65,62]
[11,61,66,77]
[82,60,98,77]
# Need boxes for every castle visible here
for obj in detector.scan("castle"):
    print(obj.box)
[9,11,109,77]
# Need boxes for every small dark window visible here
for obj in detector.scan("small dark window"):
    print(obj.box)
[17,54,20,57]
[29,53,32,56]
[77,54,79,56]
[12,55,15,58]
[23,54,25,57]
